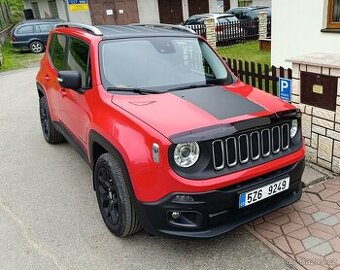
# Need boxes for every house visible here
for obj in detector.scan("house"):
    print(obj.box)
[23,0,232,26]
[271,0,340,68]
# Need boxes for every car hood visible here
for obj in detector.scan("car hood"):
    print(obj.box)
[111,83,295,142]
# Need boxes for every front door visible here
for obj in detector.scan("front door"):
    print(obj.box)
[188,0,209,16]
[158,0,183,24]
[60,36,92,149]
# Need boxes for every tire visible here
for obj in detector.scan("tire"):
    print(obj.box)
[30,41,44,53]
[94,153,142,237]
[39,96,65,144]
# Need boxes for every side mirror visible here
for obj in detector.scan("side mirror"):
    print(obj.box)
[57,71,82,91]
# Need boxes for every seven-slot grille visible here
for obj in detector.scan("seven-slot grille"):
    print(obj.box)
[212,123,290,170]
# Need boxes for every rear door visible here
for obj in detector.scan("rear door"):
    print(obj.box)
[45,34,67,121]
[34,23,53,45]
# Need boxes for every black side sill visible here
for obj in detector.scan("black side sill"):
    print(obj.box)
[321,28,340,33]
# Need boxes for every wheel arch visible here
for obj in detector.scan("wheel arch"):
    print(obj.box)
[36,82,46,99]
[89,130,137,200]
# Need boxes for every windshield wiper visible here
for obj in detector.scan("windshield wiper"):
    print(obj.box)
[167,83,216,92]
[107,86,162,95]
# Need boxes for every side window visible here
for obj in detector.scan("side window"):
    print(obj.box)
[38,24,53,33]
[65,37,91,88]
[49,34,67,71]
[17,25,34,34]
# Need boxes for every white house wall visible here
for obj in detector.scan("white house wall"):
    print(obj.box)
[209,0,224,13]
[252,0,271,7]
[272,0,339,68]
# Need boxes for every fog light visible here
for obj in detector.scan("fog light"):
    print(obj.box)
[173,195,194,202]
[171,211,181,219]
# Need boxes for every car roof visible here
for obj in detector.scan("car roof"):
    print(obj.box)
[57,24,198,39]
[189,13,235,19]
[228,6,268,11]
[19,19,63,25]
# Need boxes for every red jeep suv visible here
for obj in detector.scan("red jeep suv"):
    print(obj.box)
[36,23,305,238]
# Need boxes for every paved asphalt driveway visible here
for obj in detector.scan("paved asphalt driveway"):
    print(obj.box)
[0,67,292,270]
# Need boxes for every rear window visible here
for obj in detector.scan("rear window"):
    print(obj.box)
[49,34,67,70]
[17,25,34,34]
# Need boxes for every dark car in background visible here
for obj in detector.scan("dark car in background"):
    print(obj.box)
[11,19,63,53]
[182,13,243,42]
[226,6,271,20]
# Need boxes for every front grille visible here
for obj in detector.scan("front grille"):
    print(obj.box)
[212,123,290,170]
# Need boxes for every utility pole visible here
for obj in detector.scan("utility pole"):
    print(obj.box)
[63,0,70,22]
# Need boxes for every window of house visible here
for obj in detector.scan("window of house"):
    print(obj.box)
[327,0,340,28]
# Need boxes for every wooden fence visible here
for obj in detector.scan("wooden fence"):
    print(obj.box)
[225,58,292,96]
[0,1,11,30]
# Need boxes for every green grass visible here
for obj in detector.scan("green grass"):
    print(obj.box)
[0,39,42,72]
[217,41,271,66]
[7,0,24,24]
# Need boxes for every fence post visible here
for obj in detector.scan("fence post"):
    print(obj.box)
[204,17,216,50]
[258,12,268,40]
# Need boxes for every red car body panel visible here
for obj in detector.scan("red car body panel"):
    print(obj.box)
[36,26,304,205]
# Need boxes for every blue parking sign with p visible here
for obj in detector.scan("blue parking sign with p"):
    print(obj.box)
[279,78,292,102]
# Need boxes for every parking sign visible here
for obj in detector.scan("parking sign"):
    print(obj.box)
[279,78,292,102]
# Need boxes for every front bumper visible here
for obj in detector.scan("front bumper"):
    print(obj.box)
[135,158,304,239]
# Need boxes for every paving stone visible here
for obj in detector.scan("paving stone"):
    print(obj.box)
[310,242,333,256]
[282,222,304,234]
[329,237,340,253]
[273,236,292,254]
[269,215,290,226]
[286,236,305,255]
[307,183,325,193]
[257,222,282,234]
[325,252,340,267]
[319,216,340,226]
[316,200,340,210]
[299,205,319,214]
[312,211,332,222]
[288,227,311,240]
[319,189,339,200]
[327,192,340,203]
[299,212,315,226]
[255,227,282,240]
[288,211,304,225]
[307,193,322,204]
[302,236,325,250]
[309,222,336,236]
[309,227,335,240]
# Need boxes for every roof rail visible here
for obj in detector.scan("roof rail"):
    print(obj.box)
[131,23,197,35]
[56,23,103,36]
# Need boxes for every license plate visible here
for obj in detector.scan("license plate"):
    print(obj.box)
[239,177,290,208]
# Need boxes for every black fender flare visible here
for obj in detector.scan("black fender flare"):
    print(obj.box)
[88,130,138,202]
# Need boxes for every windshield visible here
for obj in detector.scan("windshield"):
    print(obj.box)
[100,37,234,92]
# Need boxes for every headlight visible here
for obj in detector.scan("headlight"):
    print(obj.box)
[174,142,200,168]
[290,119,298,138]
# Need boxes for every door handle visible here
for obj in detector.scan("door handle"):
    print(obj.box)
[44,74,50,81]
[60,88,67,97]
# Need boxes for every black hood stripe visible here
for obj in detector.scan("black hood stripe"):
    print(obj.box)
[171,86,265,120]
[169,109,300,144]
